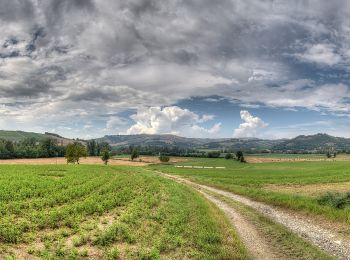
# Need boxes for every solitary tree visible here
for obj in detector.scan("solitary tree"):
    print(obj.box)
[101,149,110,165]
[235,151,246,163]
[65,142,87,164]
[131,148,139,161]
[235,151,243,160]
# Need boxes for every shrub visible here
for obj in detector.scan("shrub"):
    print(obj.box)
[317,192,350,209]
[224,153,233,159]
[159,155,170,162]
[207,151,220,158]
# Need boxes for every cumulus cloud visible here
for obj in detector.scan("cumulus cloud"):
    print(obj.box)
[1,1,350,137]
[233,111,268,138]
[127,106,221,137]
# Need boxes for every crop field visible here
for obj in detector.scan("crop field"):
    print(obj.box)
[151,158,350,225]
[0,165,247,259]
[2,157,350,259]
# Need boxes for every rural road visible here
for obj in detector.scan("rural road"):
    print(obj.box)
[161,173,350,260]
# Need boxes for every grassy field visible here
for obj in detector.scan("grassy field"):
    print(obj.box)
[151,158,350,225]
[0,165,248,259]
[246,153,326,159]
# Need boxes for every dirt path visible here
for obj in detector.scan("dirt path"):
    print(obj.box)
[163,173,350,260]
[196,188,280,259]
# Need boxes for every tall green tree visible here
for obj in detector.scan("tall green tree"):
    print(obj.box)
[5,141,14,154]
[65,142,87,164]
[101,149,110,165]
[87,140,97,156]
[131,148,139,161]
[41,138,58,157]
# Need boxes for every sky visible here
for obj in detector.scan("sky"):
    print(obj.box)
[1,0,350,139]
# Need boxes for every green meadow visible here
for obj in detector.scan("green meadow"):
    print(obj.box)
[151,158,350,225]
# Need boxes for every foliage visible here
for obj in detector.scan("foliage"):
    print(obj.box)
[101,149,110,165]
[207,151,221,158]
[0,138,65,159]
[87,140,111,156]
[159,155,170,162]
[65,142,87,164]
[224,153,233,159]
[235,151,245,162]
[130,148,139,161]
[317,192,350,209]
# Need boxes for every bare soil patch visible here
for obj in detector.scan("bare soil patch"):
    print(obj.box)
[264,182,350,196]
[114,156,188,164]
[0,157,149,166]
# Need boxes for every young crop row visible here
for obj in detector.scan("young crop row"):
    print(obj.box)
[0,165,248,259]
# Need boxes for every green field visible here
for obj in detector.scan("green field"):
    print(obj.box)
[0,165,248,259]
[1,158,349,259]
[151,158,350,225]
[246,153,326,159]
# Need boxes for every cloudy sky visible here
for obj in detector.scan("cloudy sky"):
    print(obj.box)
[1,0,350,139]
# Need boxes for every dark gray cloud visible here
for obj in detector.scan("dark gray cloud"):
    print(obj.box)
[1,0,350,137]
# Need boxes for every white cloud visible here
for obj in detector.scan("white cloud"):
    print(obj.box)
[127,106,221,137]
[105,117,128,132]
[296,44,342,66]
[233,110,268,138]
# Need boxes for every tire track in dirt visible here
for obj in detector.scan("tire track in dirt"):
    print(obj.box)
[195,188,280,259]
[162,173,350,260]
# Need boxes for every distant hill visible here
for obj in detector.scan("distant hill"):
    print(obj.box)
[272,133,350,153]
[95,134,283,152]
[0,130,47,142]
[96,133,350,153]
[95,134,216,148]
[201,138,284,152]
[0,130,84,145]
[1,130,350,153]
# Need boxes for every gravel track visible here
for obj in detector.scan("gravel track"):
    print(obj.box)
[195,187,280,259]
[163,173,350,260]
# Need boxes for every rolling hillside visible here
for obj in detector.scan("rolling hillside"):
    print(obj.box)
[95,134,220,148]
[1,130,350,153]
[273,133,350,153]
[96,133,350,153]
[0,130,84,145]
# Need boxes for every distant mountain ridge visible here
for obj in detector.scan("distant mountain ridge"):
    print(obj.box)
[1,130,349,153]
[96,133,350,153]
[273,133,350,153]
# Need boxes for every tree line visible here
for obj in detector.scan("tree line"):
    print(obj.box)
[0,138,111,160]
[0,138,65,159]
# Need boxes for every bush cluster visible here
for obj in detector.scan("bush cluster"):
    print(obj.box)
[317,192,350,209]
[159,155,170,162]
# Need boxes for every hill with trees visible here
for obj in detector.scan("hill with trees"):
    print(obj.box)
[1,131,350,157]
